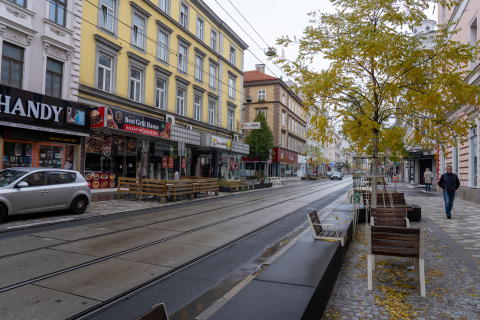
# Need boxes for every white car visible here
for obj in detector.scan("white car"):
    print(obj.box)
[0,168,92,223]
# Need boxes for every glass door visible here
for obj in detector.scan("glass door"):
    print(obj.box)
[37,144,65,169]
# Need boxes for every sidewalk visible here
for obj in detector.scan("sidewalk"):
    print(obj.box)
[321,188,480,320]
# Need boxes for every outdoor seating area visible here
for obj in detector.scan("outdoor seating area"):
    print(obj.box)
[117,177,220,202]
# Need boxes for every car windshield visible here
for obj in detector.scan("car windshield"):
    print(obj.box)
[327,171,332,175]
[0,170,29,187]
[333,172,341,176]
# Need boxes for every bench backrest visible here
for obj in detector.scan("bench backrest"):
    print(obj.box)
[367,225,424,259]
[370,207,408,227]
[307,210,322,235]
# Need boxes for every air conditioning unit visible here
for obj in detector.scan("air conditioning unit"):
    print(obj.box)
[185,125,193,130]
[166,115,175,125]
[233,134,239,142]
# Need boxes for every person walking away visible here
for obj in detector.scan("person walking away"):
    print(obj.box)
[438,165,460,219]
[424,168,433,193]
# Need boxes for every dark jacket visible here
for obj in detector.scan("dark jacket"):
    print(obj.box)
[438,173,460,192]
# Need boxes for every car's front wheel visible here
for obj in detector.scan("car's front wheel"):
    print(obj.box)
[0,204,7,223]
[70,196,88,214]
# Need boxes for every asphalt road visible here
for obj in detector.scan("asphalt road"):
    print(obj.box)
[0,178,353,320]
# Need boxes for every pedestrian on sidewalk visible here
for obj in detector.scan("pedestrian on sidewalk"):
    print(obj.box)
[438,165,460,219]
[423,168,433,193]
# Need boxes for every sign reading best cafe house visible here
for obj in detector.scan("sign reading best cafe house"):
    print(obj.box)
[0,84,90,137]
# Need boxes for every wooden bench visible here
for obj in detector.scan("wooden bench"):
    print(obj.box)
[307,210,348,246]
[370,207,409,227]
[367,225,425,296]
[117,177,141,199]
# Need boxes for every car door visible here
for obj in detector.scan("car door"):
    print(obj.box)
[11,171,50,213]
[48,171,77,210]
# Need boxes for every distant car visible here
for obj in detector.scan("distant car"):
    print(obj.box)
[0,168,92,223]
[331,172,342,180]
[326,171,333,177]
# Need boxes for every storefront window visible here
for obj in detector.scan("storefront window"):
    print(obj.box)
[37,144,64,169]
[2,141,33,169]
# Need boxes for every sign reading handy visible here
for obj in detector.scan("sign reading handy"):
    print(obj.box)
[240,122,261,130]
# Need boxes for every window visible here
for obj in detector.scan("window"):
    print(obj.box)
[9,0,26,7]
[49,0,66,27]
[100,0,115,32]
[156,79,166,109]
[287,136,290,149]
[210,30,217,51]
[209,65,217,88]
[282,112,285,126]
[159,0,167,12]
[132,14,144,49]
[196,18,204,40]
[287,116,290,130]
[229,46,236,65]
[208,102,215,125]
[20,172,48,187]
[228,109,234,131]
[258,90,266,101]
[129,68,142,102]
[51,172,75,184]
[282,133,285,148]
[228,77,235,99]
[470,124,478,187]
[1,42,23,88]
[195,56,203,81]
[194,95,201,121]
[176,88,185,116]
[157,32,168,62]
[180,3,188,28]
[45,58,63,98]
[282,93,285,104]
[453,140,459,174]
[178,45,187,73]
[97,54,112,92]
[257,110,266,117]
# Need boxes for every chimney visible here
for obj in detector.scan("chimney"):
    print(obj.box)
[255,64,265,73]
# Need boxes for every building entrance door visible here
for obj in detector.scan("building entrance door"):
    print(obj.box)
[419,159,432,185]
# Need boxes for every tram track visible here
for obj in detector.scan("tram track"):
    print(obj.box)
[0,179,352,320]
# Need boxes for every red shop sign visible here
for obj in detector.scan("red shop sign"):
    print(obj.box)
[162,156,168,168]
[168,156,174,169]
[181,157,186,169]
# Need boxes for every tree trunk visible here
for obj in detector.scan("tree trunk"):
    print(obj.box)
[371,130,379,209]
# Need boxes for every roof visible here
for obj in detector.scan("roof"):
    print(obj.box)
[244,71,278,82]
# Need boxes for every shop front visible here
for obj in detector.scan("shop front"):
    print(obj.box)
[0,84,90,172]
[85,105,183,189]
[200,133,249,179]
[271,148,298,177]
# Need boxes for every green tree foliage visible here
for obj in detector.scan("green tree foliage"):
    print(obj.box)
[274,0,480,172]
[245,111,274,161]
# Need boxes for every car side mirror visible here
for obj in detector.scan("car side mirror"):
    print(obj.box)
[17,182,29,188]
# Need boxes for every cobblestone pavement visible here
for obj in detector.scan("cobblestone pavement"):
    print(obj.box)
[322,192,480,320]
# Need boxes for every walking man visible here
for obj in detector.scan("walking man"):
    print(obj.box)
[438,165,460,219]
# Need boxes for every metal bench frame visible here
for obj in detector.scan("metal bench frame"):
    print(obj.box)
[307,210,348,246]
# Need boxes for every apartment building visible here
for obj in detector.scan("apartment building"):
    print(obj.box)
[242,64,307,177]
[437,4,479,203]
[78,0,249,185]
[0,0,90,172]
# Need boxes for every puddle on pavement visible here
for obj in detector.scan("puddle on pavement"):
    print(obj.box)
[169,223,309,320]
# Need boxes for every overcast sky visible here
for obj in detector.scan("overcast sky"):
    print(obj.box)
[203,0,438,79]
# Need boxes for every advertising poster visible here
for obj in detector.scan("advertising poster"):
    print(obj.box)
[181,157,186,169]
[14,143,22,156]
[168,156,174,169]
[86,131,103,153]
[85,172,116,189]
[25,144,32,157]
[126,137,137,153]
[103,134,111,157]
[162,156,168,168]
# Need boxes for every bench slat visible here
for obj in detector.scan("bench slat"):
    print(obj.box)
[372,245,419,258]
[372,239,419,248]
[371,232,419,242]
[371,226,420,234]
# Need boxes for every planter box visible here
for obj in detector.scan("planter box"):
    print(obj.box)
[219,185,253,192]
[253,183,273,190]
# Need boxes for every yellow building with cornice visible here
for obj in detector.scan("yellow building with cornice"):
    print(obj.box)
[78,0,249,184]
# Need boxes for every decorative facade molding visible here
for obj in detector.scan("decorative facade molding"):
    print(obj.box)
[6,7,26,19]
[44,43,71,61]
[49,26,66,37]
[0,23,33,45]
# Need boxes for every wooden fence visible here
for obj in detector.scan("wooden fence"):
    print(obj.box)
[117,177,220,202]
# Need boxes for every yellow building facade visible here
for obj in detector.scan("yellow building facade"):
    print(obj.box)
[78,0,249,184]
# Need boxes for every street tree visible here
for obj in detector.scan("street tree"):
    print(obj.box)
[273,0,480,174]
[306,145,328,173]
[244,111,274,176]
